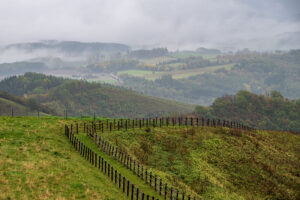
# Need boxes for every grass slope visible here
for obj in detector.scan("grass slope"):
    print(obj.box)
[0,91,52,116]
[0,117,129,200]
[0,97,35,116]
[99,125,300,200]
[37,81,193,117]
[1,117,299,199]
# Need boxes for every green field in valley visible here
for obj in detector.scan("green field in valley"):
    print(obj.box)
[119,64,234,80]
[118,70,157,77]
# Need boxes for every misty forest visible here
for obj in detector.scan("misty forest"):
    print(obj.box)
[0,1,299,200]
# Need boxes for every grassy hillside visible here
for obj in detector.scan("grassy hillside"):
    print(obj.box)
[0,73,194,117]
[37,81,193,117]
[0,117,129,200]
[1,117,299,199]
[97,125,300,200]
[0,91,55,116]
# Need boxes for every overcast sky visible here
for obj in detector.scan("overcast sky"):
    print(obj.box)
[0,0,299,50]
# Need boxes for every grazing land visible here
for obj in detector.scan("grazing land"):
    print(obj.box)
[1,116,299,200]
[0,117,128,200]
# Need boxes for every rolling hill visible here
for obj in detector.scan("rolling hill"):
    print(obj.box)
[0,73,194,117]
[1,117,299,200]
[98,124,300,200]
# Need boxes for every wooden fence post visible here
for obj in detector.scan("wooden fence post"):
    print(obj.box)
[123,177,125,193]
[130,157,132,171]
[95,153,97,167]
[141,166,144,180]
[136,188,139,200]
[165,183,167,199]
[150,172,152,186]
[98,155,101,169]
[111,166,114,181]
[159,178,162,195]
[154,175,157,192]
[127,180,130,197]
[119,173,121,188]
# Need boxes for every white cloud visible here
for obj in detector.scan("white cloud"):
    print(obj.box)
[0,0,299,50]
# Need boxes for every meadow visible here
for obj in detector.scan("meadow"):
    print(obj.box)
[0,117,128,199]
[1,116,299,200]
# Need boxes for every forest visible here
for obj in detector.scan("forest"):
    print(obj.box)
[194,90,300,132]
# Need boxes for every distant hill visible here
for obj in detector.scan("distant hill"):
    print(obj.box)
[128,48,168,59]
[5,41,131,55]
[196,47,221,54]
[0,61,47,76]
[0,73,194,117]
[0,90,55,116]
[0,41,131,64]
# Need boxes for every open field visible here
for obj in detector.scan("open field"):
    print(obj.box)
[168,64,234,79]
[117,70,157,77]
[119,63,234,80]
[98,124,300,200]
[1,116,299,200]
[0,117,128,200]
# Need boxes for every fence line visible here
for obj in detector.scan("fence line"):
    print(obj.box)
[65,117,255,200]
[83,125,199,199]
[82,117,255,134]
[65,124,161,200]
[82,116,253,199]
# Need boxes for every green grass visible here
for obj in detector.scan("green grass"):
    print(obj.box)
[98,125,300,200]
[0,116,129,200]
[117,70,156,77]
[76,133,162,199]
[0,98,49,117]
[170,64,234,79]
[2,116,299,199]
